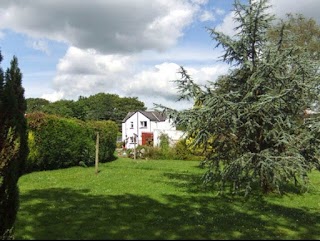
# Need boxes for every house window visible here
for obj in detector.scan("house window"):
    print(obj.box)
[130,122,134,129]
[140,121,147,128]
[130,136,137,143]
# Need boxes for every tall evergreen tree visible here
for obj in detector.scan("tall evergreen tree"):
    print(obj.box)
[0,56,28,239]
[162,0,320,195]
[0,51,4,149]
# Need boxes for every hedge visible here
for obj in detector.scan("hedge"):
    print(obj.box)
[25,112,118,173]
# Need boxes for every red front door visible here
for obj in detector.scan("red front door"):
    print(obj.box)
[141,132,154,146]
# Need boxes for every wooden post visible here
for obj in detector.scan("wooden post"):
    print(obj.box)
[95,132,99,174]
[133,141,136,160]
[133,133,137,160]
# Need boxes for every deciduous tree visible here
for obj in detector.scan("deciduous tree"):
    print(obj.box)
[268,13,320,61]
[26,98,50,113]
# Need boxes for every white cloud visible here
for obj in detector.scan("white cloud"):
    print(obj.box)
[0,0,227,110]
[9,0,320,111]
[124,62,229,109]
[190,0,209,5]
[199,7,225,23]
[215,12,237,36]
[215,0,320,36]
[41,90,64,102]
[199,10,216,22]
[125,62,181,100]
[269,0,320,22]
[0,30,5,39]
[56,47,132,75]
[215,8,225,16]
[136,46,222,65]
[0,0,202,54]
[39,46,228,110]
[185,64,229,86]
[27,39,50,55]
[49,47,133,99]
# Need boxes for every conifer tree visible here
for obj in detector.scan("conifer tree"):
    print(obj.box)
[0,51,4,149]
[0,55,28,239]
[163,0,320,195]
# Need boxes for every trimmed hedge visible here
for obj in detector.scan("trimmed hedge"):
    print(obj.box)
[87,120,118,163]
[25,112,118,173]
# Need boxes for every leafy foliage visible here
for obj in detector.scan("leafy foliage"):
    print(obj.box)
[26,113,118,172]
[267,13,320,111]
[161,0,320,195]
[159,133,170,156]
[25,98,50,113]
[26,93,147,130]
[87,120,118,162]
[268,13,320,61]
[126,138,202,161]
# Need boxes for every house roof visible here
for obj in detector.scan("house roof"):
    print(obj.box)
[122,111,167,122]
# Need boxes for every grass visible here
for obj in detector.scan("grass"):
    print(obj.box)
[15,157,320,240]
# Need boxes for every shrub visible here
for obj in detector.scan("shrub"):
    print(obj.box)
[26,113,94,172]
[158,133,174,159]
[87,120,118,162]
[134,145,163,160]
[25,113,118,172]
[173,138,191,160]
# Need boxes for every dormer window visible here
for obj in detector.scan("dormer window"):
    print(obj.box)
[140,121,147,128]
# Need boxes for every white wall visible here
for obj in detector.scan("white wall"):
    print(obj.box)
[150,119,176,131]
[122,112,183,149]
[153,129,185,147]
[122,112,152,149]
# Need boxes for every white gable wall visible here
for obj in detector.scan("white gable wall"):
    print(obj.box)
[122,111,182,149]
[122,112,152,149]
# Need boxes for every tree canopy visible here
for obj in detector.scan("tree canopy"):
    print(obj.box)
[268,13,320,61]
[162,0,320,196]
[26,93,147,130]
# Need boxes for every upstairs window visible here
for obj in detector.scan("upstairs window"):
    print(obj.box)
[130,122,134,129]
[140,121,147,128]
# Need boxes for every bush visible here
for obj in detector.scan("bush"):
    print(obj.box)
[126,138,204,161]
[26,113,94,172]
[87,120,118,162]
[173,138,191,160]
[134,145,163,160]
[25,113,118,172]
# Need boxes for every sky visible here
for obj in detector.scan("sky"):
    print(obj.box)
[0,0,319,110]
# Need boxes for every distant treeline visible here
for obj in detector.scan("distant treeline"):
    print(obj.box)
[26,93,147,130]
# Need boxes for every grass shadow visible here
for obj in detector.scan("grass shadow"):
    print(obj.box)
[162,172,209,194]
[15,188,320,240]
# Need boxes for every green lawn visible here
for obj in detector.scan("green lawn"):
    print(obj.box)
[15,158,320,240]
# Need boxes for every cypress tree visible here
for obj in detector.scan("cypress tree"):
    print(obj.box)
[163,0,320,195]
[0,51,4,149]
[0,56,28,239]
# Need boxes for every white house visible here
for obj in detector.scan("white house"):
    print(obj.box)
[122,110,185,149]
